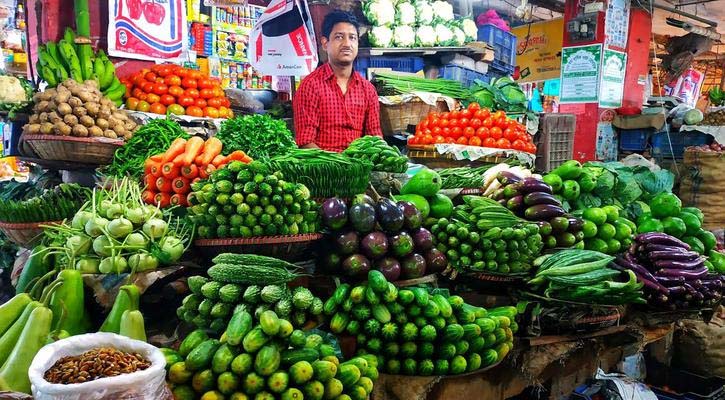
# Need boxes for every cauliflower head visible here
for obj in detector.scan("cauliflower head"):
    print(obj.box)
[434,23,454,46]
[416,25,437,47]
[462,18,477,42]
[395,1,416,25]
[369,26,394,47]
[0,76,28,104]
[415,1,435,25]
[451,26,466,46]
[363,0,396,27]
[393,25,416,47]
[432,1,454,22]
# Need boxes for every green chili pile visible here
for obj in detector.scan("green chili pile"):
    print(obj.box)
[216,114,296,160]
[0,183,90,223]
[104,119,189,179]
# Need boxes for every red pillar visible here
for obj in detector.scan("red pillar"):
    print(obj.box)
[622,8,652,109]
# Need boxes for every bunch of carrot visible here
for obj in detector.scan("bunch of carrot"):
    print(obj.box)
[142,136,252,207]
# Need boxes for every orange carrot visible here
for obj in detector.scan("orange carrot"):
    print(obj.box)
[142,190,156,204]
[204,164,216,177]
[162,138,187,164]
[196,137,223,166]
[180,164,199,179]
[161,162,180,179]
[156,176,172,192]
[211,154,228,168]
[176,136,205,166]
[154,192,171,208]
[225,150,249,163]
[170,194,188,207]
[143,174,156,189]
[149,162,163,178]
[172,177,191,194]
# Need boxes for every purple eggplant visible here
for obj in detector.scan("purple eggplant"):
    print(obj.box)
[668,286,687,296]
[644,244,692,253]
[653,258,705,271]
[652,293,670,304]
[507,195,524,211]
[520,178,553,195]
[497,171,523,185]
[492,188,506,200]
[655,276,687,287]
[524,204,565,221]
[647,250,700,261]
[567,217,584,232]
[656,266,708,279]
[523,192,560,207]
[639,275,671,295]
[702,279,723,290]
[636,233,691,250]
[497,198,508,207]
[615,256,670,294]
[503,183,522,199]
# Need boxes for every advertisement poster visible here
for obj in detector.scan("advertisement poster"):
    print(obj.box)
[596,122,617,161]
[605,0,630,49]
[599,49,627,108]
[248,0,318,76]
[672,69,705,107]
[511,19,564,83]
[107,0,188,61]
[559,44,602,104]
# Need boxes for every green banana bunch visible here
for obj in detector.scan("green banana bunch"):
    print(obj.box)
[709,87,724,106]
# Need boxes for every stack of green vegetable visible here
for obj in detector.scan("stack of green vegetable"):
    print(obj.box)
[0,184,89,223]
[343,136,408,173]
[372,72,469,99]
[528,249,645,305]
[40,178,191,274]
[216,114,296,160]
[396,168,454,224]
[164,309,379,400]
[438,165,501,190]
[178,254,324,334]
[105,119,190,179]
[266,148,373,198]
[326,270,516,375]
[488,172,584,250]
[468,77,528,113]
[188,161,320,239]
[576,206,636,254]
[430,196,543,274]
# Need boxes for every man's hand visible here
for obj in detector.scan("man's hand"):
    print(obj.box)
[301,142,320,149]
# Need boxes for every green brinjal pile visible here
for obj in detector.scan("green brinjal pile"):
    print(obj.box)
[325,270,517,375]
[527,249,645,305]
[429,196,543,275]
[342,136,408,173]
[178,254,324,334]
[188,161,320,239]
[0,183,89,223]
[164,309,379,400]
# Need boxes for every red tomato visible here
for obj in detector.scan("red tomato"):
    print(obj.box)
[456,137,468,145]
[475,109,491,120]
[141,82,155,94]
[470,118,482,129]
[512,139,526,151]
[204,107,220,119]
[445,137,455,143]
[207,97,223,108]
[449,110,460,120]
[132,74,147,87]
[194,98,207,108]
[181,78,198,89]
[469,136,482,146]
[476,127,489,138]
[125,97,139,110]
[492,110,506,121]
[482,118,493,128]
[155,77,165,84]
[527,142,537,153]
[212,87,224,98]
[460,109,472,119]
[160,94,176,106]
[439,119,450,128]
[189,71,204,80]
[468,102,481,111]
[146,93,161,105]
[429,118,440,128]
[199,88,214,99]
[177,95,195,107]
[168,85,184,98]
[423,129,432,136]
[442,127,451,136]
[459,118,470,128]
[153,83,168,95]
[451,127,462,138]
[149,103,166,115]
[137,93,147,101]
[448,118,459,128]
[175,66,188,77]
[408,136,418,145]
[198,78,214,89]
[168,104,185,115]
[136,100,150,112]
[428,112,440,120]
[463,127,475,138]
[432,127,442,135]
[132,88,145,99]
[419,120,429,131]
[434,135,445,144]
[144,72,158,82]
[186,106,204,117]
[166,75,182,87]
[490,126,503,139]
[496,138,511,149]
[504,128,518,141]
[422,134,434,144]
[483,137,496,147]
[185,88,200,99]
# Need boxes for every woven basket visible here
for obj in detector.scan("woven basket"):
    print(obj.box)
[22,134,124,165]
[379,99,448,135]
[194,234,323,262]
[407,145,511,168]
[0,220,61,248]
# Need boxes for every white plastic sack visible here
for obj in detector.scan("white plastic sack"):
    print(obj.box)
[29,333,167,400]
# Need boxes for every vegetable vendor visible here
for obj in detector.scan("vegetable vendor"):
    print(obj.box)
[293,10,382,152]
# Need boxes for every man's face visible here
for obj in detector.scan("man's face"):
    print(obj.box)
[322,22,358,66]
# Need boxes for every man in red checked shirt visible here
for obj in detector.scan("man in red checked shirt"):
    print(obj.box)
[293,10,382,152]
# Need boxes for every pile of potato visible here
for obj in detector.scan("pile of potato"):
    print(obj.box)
[701,109,725,126]
[23,79,137,140]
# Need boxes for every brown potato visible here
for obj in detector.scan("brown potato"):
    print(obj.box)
[24,123,41,134]
[80,115,95,128]
[55,90,71,104]
[40,122,54,135]
[47,111,61,124]
[28,114,39,124]
[124,121,136,131]
[104,130,118,139]
[39,112,49,123]
[36,100,51,113]
[123,132,133,141]
[63,114,78,126]
[54,122,72,136]
[84,102,100,117]
[78,91,95,103]
[112,112,128,122]
[112,122,126,135]
[56,102,73,116]
[72,124,89,137]
[73,106,87,117]
[88,126,104,137]
[95,118,109,130]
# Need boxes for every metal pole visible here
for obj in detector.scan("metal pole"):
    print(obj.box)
[652,2,718,27]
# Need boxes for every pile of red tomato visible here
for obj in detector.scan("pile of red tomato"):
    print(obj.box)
[407,103,537,154]
[121,64,234,119]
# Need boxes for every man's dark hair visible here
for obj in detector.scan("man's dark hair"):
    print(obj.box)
[321,10,359,39]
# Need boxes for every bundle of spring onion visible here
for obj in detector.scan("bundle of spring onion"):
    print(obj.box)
[41,177,192,274]
[266,148,373,198]
[372,71,469,99]
[0,183,90,223]
[438,165,500,189]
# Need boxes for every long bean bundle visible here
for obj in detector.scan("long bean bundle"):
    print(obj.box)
[373,72,469,99]
[0,183,90,223]
[438,165,498,189]
[267,149,372,198]
[104,119,189,179]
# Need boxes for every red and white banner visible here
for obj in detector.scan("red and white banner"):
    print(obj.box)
[107,0,188,62]
[248,0,317,76]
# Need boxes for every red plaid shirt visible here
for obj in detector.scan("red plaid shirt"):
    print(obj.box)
[293,63,382,152]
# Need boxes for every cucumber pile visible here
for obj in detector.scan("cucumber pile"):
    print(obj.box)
[430,196,543,274]
[324,270,517,375]
[188,161,321,239]
[178,254,324,334]
[342,136,408,173]
[528,249,646,305]
[164,309,379,400]
[490,172,585,250]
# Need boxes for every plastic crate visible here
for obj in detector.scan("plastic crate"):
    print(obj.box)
[534,114,576,172]
[651,131,711,159]
[477,24,517,73]
[618,128,652,151]
[439,65,489,87]
[354,56,425,79]
[646,364,725,400]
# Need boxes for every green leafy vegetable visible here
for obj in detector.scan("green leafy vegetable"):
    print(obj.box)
[217,114,296,160]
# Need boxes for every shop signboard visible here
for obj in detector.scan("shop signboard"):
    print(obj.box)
[107,0,188,62]
[248,0,318,76]
[559,44,602,104]
[511,19,564,83]
[599,49,626,108]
